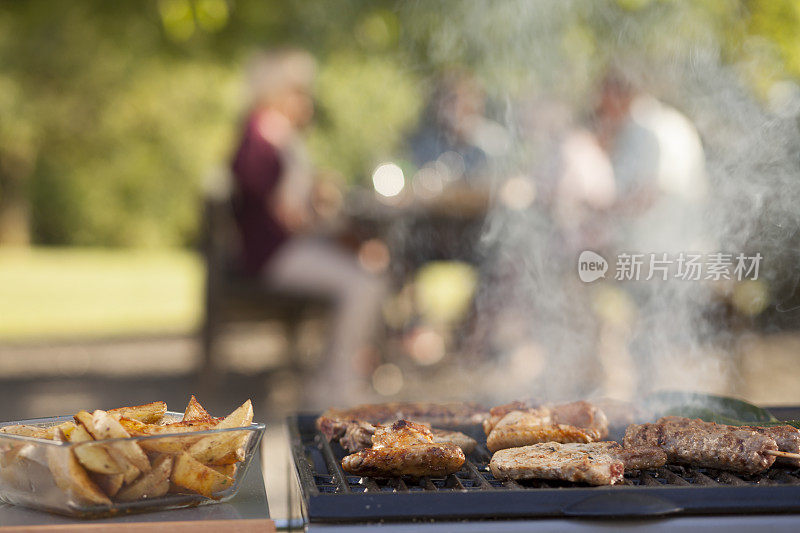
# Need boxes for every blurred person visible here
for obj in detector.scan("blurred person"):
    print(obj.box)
[230,49,385,407]
[594,73,708,254]
[592,71,710,397]
[410,70,509,183]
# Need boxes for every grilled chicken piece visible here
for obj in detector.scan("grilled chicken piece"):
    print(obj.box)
[317,416,477,453]
[321,402,488,427]
[485,410,603,453]
[341,420,465,478]
[489,442,666,486]
[483,400,609,439]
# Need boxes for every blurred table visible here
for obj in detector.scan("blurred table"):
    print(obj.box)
[0,451,273,532]
[346,185,491,273]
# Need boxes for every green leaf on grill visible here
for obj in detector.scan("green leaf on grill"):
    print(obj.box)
[644,391,778,424]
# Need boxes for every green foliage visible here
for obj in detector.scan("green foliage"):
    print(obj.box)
[308,53,421,183]
[0,0,798,247]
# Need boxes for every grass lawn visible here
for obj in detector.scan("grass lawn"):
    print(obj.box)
[0,247,203,341]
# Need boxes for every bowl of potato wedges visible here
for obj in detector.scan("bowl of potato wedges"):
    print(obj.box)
[0,396,264,517]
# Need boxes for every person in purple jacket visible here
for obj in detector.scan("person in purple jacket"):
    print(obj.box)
[230,49,385,406]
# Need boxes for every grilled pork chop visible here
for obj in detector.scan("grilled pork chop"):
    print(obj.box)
[341,420,466,478]
[483,400,609,438]
[485,409,605,453]
[489,442,666,486]
[317,416,478,453]
[321,402,488,427]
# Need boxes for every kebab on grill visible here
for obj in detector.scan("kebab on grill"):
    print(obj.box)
[484,400,609,453]
[622,416,800,474]
[341,420,466,478]
[489,442,667,486]
[317,416,477,454]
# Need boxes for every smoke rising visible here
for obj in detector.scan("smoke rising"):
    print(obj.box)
[402,1,800,404]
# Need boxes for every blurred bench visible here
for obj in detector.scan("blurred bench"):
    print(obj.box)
[199,190,331,394]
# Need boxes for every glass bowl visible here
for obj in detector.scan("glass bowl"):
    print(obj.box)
[0,412,265,518]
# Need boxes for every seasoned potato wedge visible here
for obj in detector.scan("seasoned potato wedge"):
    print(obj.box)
[183,395,211,421]
[122,462,141,484]
[47,429,111,506]
[116,454,172,502]
[90,472,124,497]
[68,425,122,475]
[45,422,77,440]
[0,425,51,439]
[90,410,151,473]
[121,418,220,436]
[187,400,253,465]
[155,413,182,425]
[119,418,222,454]
[171,452,233,498]
[108,401,167,424]
[209,463,237,478]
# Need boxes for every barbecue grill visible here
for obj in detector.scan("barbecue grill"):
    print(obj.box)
[287,408,800,528]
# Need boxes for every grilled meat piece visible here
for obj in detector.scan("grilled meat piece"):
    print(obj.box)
[317,415,477,453]
[341,420,465,478]
[483,404,551,435]
[490,441,666,486]
[624,416,778,474]
[486,410,603,453]
[483,401,609,439]
[740,425,800,467]
[321,402,488,427]
[339,420,376,452]
[653,417,800,467]
[431,428,478,454]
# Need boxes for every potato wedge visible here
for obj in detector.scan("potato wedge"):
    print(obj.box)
[121,418,220,436]
[45,421,77,440]
[183,395,211,421]
[90,410,151,473]
[0,425,51,439]
[122,462,141,484]
[68,425,123,475]
[187,400,253,465]
[155,413,182,425]
[90,472,124,497]
[116,454,172,502]
[209,463,237,478]
[119,418,222,454]
[47,429,111,506]
[75,410,146,476]
[171,452,233,498]
[108,401,167,424]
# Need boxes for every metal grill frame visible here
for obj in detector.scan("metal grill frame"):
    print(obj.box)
[289,414,800,523]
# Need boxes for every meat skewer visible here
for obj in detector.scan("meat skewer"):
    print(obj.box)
[624,416,779,474]
[489,442,667,486]
[656,416,800,466]
[764,449,800,460]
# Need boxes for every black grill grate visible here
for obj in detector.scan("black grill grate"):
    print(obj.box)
[289,414,800,523]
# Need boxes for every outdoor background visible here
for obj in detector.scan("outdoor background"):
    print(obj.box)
[2,0,800,520]
[0,0,799,398]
